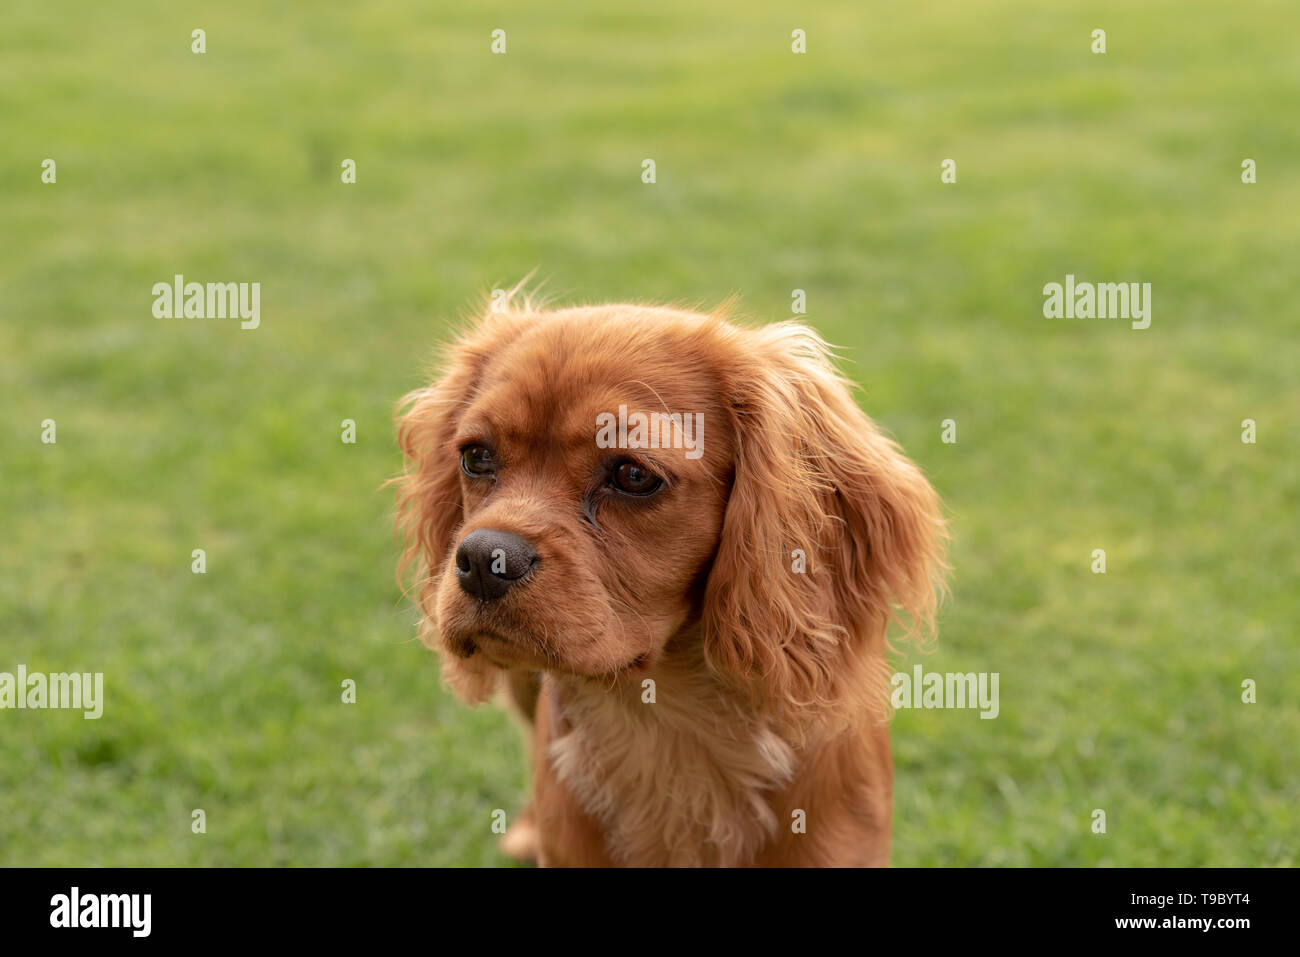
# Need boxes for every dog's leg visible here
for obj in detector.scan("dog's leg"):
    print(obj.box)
[504,669,541,722]
[499,670,542,863]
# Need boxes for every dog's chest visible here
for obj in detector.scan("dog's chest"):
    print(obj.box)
[543,679,797,867]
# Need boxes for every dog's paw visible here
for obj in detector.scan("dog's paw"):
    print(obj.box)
[499,806,540,863]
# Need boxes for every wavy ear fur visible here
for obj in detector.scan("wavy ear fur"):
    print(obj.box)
[702,322,947,732]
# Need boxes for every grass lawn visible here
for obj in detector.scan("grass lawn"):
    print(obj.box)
[1,0,1296,866]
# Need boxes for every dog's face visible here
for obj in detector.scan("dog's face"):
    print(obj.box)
[398,303,944,722]
[431,310,733,678]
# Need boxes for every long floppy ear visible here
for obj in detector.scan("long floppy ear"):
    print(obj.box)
[703,322,947,732]
[394,310,526,704]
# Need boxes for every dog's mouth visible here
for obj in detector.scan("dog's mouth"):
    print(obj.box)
[444,623,653,680]
[439,594,538,659]
[445,626,552,671]
[447,629,511,660]
[446,631,483,659]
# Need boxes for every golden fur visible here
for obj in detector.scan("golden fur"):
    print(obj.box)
[395,300,946,867]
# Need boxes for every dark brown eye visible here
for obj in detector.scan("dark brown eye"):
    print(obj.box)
[460,444,495,477]
[611,461,662,496]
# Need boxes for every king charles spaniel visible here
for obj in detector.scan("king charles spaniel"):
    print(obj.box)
[395,300,946,867]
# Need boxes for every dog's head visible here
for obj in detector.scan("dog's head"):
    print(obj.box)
[396,302,945,727]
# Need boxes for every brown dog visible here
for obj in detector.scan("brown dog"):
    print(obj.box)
[396,300,946,866]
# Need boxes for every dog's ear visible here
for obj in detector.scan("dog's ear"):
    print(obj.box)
[702,323,947,730]
[394,312,521,704]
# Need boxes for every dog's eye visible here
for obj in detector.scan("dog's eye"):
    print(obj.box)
[460,444,496,477]
[610,461,662,496]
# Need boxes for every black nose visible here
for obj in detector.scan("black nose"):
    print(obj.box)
[454,529,539,602]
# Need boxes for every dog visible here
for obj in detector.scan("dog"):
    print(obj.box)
[395,299,946,866]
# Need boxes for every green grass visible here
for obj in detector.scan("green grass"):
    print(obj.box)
[2,0,1296,866]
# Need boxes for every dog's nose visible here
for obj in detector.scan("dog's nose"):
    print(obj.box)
[454,529,539,602]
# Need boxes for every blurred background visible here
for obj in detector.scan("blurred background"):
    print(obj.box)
[2,0,1296,865]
